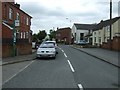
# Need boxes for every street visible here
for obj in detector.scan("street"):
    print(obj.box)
[2,45,119,89]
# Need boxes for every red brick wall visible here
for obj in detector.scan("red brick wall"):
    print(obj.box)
[2,43,12,58]
[102,37,120,51]
[56,28,72,44]
[2,43,32,58]
[2,24,12,38]
[2,2,32,58]
[2,2,31,32]
[16,43,32,55]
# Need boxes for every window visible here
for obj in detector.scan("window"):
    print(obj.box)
[9,8,13,20]
[26,17,29,25]
[80,33,84,40]
[4,5,7,17]
[94,37,96,43]
[23,32,26,39]
[107,25,110,32]
[99,37,101,43]
[16,12,20,20]
[26,32,29,39]
[21,32,23,39]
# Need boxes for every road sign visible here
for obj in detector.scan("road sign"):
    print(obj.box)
[15,20,20,26]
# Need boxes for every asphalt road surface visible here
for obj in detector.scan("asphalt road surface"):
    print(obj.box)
[2,45,119,89]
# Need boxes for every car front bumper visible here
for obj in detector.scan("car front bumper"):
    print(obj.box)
[37,53,56,58]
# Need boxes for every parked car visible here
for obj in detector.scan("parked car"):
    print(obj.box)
[44,41,57,47]
[37,43,57,59]
[44,41,58,54]
[76,40,89,45]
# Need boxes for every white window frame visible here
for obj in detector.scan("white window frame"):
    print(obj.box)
[9,8,13,20]
[26,17,29,25]
[107,25,110,32]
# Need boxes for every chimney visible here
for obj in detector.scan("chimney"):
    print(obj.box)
[15,3,20,9]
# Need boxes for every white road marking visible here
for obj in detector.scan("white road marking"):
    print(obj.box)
[78,84,84,90]
[62,50,64,53]
[64,53,67,58]
[67,60,75,72]
[3,60,35,85]
[58,47,62,50]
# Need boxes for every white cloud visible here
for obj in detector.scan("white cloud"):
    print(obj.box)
[15,0,119,34]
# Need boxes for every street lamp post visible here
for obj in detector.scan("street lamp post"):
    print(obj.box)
[66,18,72,28]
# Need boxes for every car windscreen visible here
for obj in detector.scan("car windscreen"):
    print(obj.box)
[44,42,55,45]
[39,44,55,48]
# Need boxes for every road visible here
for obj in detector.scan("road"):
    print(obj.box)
[2,45,119,89]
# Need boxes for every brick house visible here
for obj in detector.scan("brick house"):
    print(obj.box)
[56,27,72,44]
[1,2,32,58]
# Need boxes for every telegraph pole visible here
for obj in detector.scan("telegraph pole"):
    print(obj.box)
[110,0,112,50]
[12,20,17,57]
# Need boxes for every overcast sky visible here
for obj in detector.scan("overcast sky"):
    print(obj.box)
[15,0,119,34]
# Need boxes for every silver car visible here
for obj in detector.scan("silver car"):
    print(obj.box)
[37,44,56,59]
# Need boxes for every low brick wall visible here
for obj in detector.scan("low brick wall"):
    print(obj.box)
[2,43,32,58]
[16,43,32,55]
[102,37,120,51]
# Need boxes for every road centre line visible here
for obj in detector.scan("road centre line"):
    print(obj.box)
[62,50,64,53]
[78,84,84,90]
[3,60,35,85]
[64,53,67,58]
[67,60,75,73]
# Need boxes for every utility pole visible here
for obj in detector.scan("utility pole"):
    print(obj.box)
[12,20,17,57]
[109,0,112,50]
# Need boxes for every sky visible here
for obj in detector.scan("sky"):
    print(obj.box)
[15,0,120,34]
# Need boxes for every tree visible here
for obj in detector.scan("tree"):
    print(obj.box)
[32,34,38,42]
[49,29,56,40]
[37,30,47,41]
[32,30,47,42]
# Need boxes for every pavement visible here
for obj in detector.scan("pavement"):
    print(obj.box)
[1,49,36,66]
[71,45,120,68]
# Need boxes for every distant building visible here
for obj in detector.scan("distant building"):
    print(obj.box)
[56,27,72,44]
[2,2,32,58]
[92,16,120,50]
[72,23,96,44]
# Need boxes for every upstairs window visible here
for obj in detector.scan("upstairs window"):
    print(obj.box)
[107,25,110,32]
[9,8,13,20]
[4,5,7,18]
[26,17,29,25]
[16,12,20,20]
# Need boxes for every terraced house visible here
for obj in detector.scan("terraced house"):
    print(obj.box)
[92,16,120,51]
[2,2,32,58]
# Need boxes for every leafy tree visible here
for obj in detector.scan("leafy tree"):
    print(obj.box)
[37,30,47,40]
[49,29,56,40]
[32,34,38,42]
[32,30,47,42]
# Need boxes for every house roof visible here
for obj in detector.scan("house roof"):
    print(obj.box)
[94,16,120,30]
[74,23,97,30]
[57,27,71,30]
[74,16,120,31]
[9,2,32,18]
